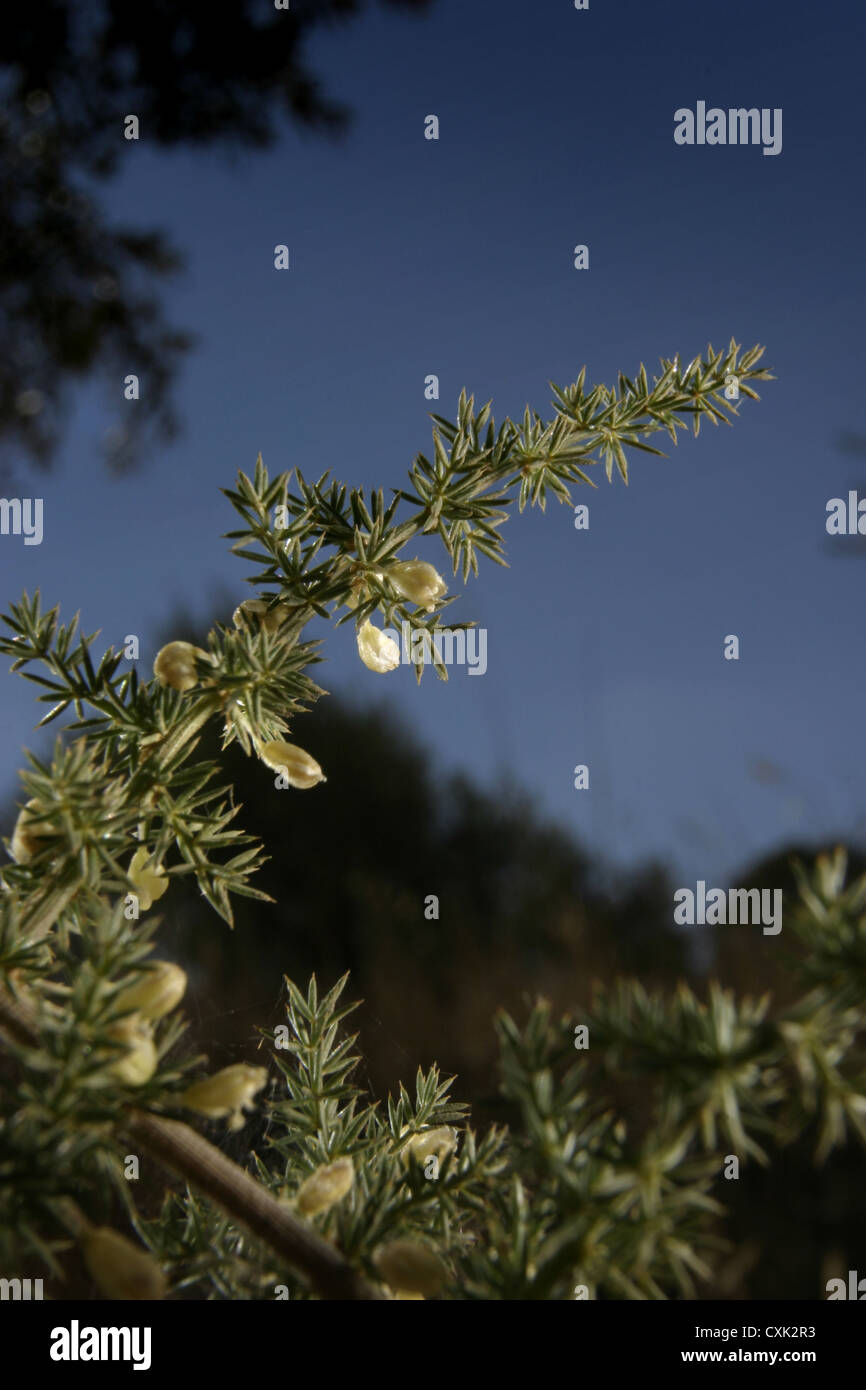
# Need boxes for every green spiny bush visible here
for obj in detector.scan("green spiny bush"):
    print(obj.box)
[9,343,860,1303]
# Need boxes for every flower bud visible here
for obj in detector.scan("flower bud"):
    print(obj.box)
[115,961,187,1021]
[296,1157,355,1216]
[81,1227,167,1300]
[107,1014,158,1086]
[257,740,326,789]
[373,1238,447,1297]
[389,560,447,612]
[400,1126,458,1167]
[128,847,169,912]
[232,599,290,633]
[180,1063,268,1131]
[357,618,400,673]
[9,799,56,864]
[153,641,211,692]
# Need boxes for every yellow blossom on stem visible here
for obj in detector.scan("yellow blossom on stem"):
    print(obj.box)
[372,1238,448,1296]
[81,1227,167,1300]
[295,1157,354,1217]
[128,847,169,912]
[399,1125,458,1167]
[356,618,399,673]
[107,1013,158,1086]
[153,641,212,692]
[114,961,186,1021]
[257,740,325,789]
[180,1064,268,1131]
[9,799,57,864]
[389,560,447,612]
[232,599,290,633]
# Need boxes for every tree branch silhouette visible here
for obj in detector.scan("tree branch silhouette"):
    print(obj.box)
[0,0,435,479]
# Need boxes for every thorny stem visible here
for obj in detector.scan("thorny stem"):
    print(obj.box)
[0,984,383,1301]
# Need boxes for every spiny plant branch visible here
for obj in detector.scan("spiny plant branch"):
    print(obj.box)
[122,1111,383,1301]
[0,338,800,1303]
[0,984,382,1300]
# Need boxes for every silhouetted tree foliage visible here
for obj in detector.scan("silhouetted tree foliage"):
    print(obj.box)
[0,0,435,479]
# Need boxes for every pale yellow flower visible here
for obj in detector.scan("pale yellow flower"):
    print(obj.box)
[399,1125,458,1167]
[389,560,447,612]
[296,1157,355,1217]
[81,1227,167,1300]
[372,1239,447,1296]
[128,847,169,912]
[107,1013,158,1086]
[257,740,326,789]
[232,599,290,633]
[357,618,400,673]
[180,1064,268,1131]
[9,799,56,864]
[114,961,186,1021]
[153,641,211,692]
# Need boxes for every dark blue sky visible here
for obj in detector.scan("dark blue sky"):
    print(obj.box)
[2,0,864,886]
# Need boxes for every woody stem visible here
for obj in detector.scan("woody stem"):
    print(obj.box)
[0,985,382,1301]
